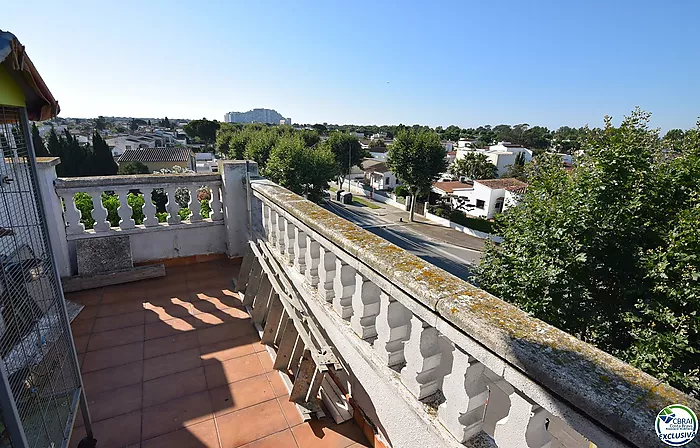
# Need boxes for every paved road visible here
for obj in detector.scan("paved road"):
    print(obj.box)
[322,199,481,282]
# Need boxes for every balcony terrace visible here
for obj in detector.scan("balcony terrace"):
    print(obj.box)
[35,158,698,448]
[66,258,369,448]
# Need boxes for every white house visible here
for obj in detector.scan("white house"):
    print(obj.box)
[195,152,219,173]
[362,159,397,191]
[455,141,533,177]
[433,178,526,219]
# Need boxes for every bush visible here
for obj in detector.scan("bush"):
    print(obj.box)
[426,203,494,233]
[394,185,409,197]
[118,161,150,175]
[449,211,493,233]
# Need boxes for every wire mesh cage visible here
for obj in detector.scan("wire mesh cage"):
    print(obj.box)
[0,105,83,448]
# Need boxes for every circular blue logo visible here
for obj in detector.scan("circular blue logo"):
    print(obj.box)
[656,404,698,446]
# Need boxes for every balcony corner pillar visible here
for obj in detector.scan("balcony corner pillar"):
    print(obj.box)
[220,160,258,258]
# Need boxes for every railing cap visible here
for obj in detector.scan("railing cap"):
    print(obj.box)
[55,173,221,190]
[251,179,699,447]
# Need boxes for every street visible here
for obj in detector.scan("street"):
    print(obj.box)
[322,197,483,282]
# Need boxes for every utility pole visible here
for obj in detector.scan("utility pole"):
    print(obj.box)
[347,140,351,192]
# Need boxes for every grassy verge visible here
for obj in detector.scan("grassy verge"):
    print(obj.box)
[352,196,381,209]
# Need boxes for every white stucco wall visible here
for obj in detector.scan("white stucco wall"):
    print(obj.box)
[129,223,226,263]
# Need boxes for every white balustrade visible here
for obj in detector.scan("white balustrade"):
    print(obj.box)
[54,175,224,237]
[304,236,320,286]
[114,188,135,230]
[59,193,85,235]
[188,186,202,222]
[275,211,286,254]
[89,191,110,232]
[373,292,411,367]
[400,315,444,399]
[267,205,278,245]
[438,347,489,442]
[143,189,158,227]
[165,186,181,224]
[317,247,336,301]
[333,260,355,319]
[284,220,295,265]
[208,183,223,221]
[493,390,552,448]
[350,272,381,339]
[293,227,306,274]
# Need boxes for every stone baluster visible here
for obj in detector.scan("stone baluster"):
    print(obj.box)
[284,220,295,265]
[165,186,181,224]
[89,190,110,232]
[114,188,135,230]
[438,347,489,442]
[275,212,286,254]
[400,315,444,399]
[373,292,411,367]
[188,186,202,222]
[142,189,159,227]
[268,207,278,245]
[350,273,381,339]
[333,260,355,319]
[304,236,320,286]
[60,193,85,235]
[208,184,223,221]
[317,247,336,301]
[293,227,307,274]
[493,389,552,448]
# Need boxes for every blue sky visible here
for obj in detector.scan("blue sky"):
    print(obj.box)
[4,0,698,131]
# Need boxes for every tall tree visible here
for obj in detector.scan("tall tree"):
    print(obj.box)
[47,127,62,158]
[184,119,220,144]
[129,119,139,132]
[31,123,49,157]
[478,109,700,395]
[94,116,107,131]
[326,132,362,187]
[449,152,497,180]
[265,135,338,202]
[92,132,118,175]
[387,129,447,221]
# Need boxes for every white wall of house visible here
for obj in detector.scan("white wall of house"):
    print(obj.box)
[367,171,397,190]
[449,183,514,219]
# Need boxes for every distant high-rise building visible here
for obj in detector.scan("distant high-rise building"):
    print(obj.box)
[223,108,290,125]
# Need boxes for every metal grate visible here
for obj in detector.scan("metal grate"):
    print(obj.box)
[0,106,82,448]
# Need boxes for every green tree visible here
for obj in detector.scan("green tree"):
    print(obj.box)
[94,116,107,131]
[387,129,447,221]
[129,119,139,132]
[184,119,220,144]
[161,117,171,128]
[326,132,362,187]
[31,123,49,157]
[662,128,685,152]
[265,135,338,202]
[244,128,279,169]
[449,152,497,180]
[92,132,118,175]
[478,109,700,395]
[47,127,61,157]
[118,161,150,174]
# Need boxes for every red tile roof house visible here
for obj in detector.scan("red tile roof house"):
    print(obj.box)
[2,29,697,448]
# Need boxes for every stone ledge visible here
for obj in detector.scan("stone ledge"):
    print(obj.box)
[251,179,700,448]
[54,172,221,191]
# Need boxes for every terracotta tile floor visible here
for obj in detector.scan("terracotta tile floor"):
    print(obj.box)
[67,259,370,448]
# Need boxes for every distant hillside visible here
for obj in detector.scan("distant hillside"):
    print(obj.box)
[224,108,290,124]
